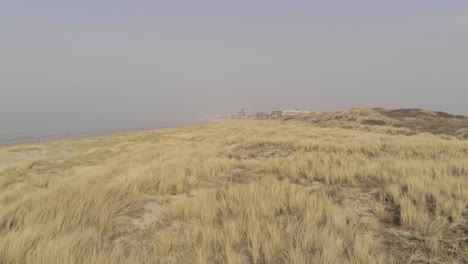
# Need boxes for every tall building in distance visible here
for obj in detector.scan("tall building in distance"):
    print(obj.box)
[271,111,283,119]
[238,108,249,119]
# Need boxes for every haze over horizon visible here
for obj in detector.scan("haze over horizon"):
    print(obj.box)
[1,1,468,136]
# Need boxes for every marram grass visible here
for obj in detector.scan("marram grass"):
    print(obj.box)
[0,120,467,263]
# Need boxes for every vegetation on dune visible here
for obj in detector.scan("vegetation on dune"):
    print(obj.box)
[0,113,467,263]
[291,107,468,138]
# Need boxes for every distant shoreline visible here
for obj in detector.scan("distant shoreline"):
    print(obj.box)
[0,129,139,148]
[0,120,210,148]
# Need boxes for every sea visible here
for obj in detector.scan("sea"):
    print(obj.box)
[0,118,203,146]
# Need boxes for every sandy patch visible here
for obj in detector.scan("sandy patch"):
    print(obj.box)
[132,201,162,229]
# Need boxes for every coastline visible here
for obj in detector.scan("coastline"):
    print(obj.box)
[0,129,140,148]
[0,120,211,172]
[0,120,211,148]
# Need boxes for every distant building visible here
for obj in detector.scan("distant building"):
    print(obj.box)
[282,109,310,117]
[238,108,249,119]
[271,111,283,118]
[256,112,270,119]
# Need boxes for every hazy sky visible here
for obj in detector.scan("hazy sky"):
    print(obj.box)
[1,1,468,134]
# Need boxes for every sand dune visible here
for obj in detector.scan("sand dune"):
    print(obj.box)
[1,113,467,263]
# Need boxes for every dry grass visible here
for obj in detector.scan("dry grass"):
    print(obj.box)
[292,107,468,138]
[0,118,467,263]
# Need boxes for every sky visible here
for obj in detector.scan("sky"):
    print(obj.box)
[1,0,468,135]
